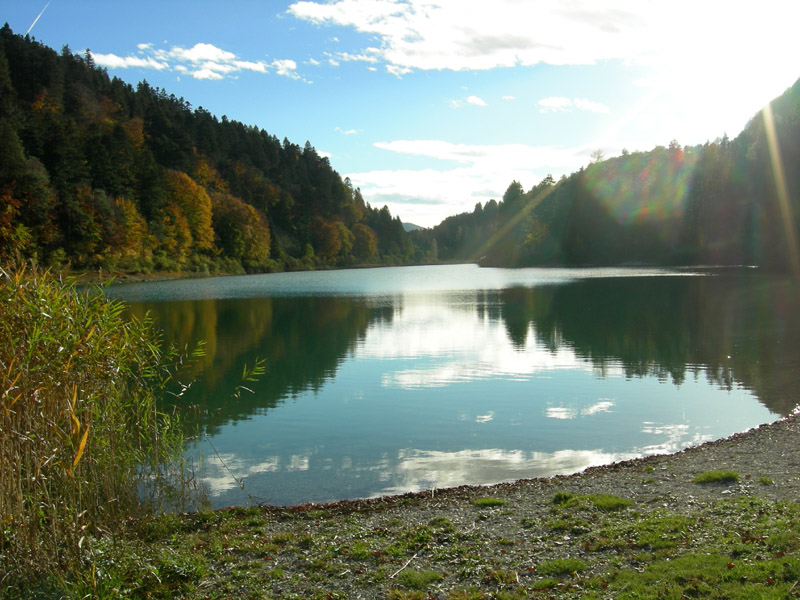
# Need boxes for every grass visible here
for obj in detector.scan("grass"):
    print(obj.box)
[693,470,741,484]
[552,492,634,511]
[4,481,798,598]
[0,265,196,594]
[396,568,443,589]
[471,497,508,507]
[537,558,587,577]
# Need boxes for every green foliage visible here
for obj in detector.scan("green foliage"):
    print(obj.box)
[693,470,741,484]
[536,558,587,577]
[552,492,633,511]
[0,265,193,589]
[421,78,800,274]
[396,568,443,590]
[0,26,414,274]
[471,497,508,507]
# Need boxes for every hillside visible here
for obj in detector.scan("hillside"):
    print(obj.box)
[3,25,798,276]
[0,26,416,275]
[420,78,800,274]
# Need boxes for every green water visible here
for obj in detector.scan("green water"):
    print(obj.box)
[108,265,799,507]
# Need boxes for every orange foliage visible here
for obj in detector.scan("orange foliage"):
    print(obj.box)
[111,197,151,266]
[352,223,377,259]
[164,170,215,252]
[210,192,271,264]
[314,217,341,262]
[193,153,229,193]
[0,186,23,256]
[157,204,193,262]
[32,92,61,115]
[123,118,145,149]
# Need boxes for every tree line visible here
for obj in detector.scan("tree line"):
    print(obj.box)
[0,25,414,274]
[416,78,800,274]
[2,24,799,275]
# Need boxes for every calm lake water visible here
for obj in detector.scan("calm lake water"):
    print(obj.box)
[107,264,800,507]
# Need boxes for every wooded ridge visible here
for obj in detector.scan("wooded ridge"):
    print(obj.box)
[2,25,799,275]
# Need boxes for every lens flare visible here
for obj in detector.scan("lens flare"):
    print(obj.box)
[583,149,697,229]
[762,103,800,277]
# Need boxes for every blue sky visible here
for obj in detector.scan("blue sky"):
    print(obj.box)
[2,1,799,227]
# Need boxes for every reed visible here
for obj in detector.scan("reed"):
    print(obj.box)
[0,265,192,590]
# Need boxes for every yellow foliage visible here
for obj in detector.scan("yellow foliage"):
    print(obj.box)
[164,170,215,252]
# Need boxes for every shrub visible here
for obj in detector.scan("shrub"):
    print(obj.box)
[397,568,443,590]
[692,470,740,484]
[537,558,587,577]
[471,497,507,507]
[0,265,191,588]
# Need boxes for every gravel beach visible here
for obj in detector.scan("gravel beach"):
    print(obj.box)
[163,408,800,599]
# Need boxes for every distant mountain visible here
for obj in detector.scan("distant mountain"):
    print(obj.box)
[0,25,417,274]
[402,222,425,232]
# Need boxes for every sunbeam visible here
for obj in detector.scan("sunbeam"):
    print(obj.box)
[762,103,800,278]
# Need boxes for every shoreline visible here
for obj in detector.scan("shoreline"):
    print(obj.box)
[124,408,800,599]
[245,407,800,517]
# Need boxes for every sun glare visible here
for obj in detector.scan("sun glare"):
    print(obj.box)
[762,103,800,277]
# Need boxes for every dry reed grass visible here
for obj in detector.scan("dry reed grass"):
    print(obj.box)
[0,265,191,591]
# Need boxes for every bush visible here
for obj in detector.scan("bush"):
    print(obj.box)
[0,265,191,588]
[692,470,740,484]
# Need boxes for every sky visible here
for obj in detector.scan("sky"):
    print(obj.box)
[2,1,799,227]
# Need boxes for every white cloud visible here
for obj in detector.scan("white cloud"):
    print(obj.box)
[346,139,588,226]
[335,126,361,135]
[538,96,573,112]
[502,95,515,101]
[574,98,611,114]
[90,52,168,70]
[288,1,800,75]
[538,96,610,114]
[466,95,487,107]
[192,68,225,81]
[336,51,380,64]
[287,0,800,138]
[272,58,300,79]
[92,41,301,82]
[372,139,581,169]
[170,42,236,64]
[287,0,649,73]
[386,64,412,78]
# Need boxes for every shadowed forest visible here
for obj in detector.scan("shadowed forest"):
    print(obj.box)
[1,25,799,274]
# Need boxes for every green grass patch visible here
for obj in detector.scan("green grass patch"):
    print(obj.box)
[693,470,740,484]
[552,492,634,511]
[471,497,508,507]
[607,552,800,598]
[537,558,587,577]
[396,568,443,590]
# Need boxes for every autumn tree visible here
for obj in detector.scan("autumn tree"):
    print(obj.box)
[352,223,377,260]
[314,217,341,262]
[164,170,215,252]
[211,191,271,270]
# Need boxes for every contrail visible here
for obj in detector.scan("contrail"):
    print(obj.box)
[26,1,52,35]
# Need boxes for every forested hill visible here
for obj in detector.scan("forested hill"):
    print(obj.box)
[0,26,415,274]
[420,78,800,274]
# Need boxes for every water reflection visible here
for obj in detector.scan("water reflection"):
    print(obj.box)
[114,267,800,506]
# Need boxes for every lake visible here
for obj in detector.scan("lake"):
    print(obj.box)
[107,264,800,507]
